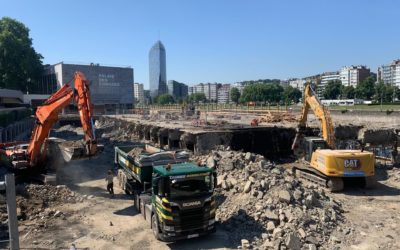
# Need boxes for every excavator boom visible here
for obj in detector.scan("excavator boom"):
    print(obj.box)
[25,71,99,167]
[292,84,335,156]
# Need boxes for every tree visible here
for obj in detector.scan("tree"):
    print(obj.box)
[240,83,284,103]
[189,93,207,103]
[374,81,398,102]
[283,86,302,103]
[156,94,174,105]
[323,80,342,99]
[355,76,375,100]
[341,86,355,99]
[0,17,43,92]
[230,87,241,104]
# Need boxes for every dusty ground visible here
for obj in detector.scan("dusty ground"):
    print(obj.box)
[18,147,232,250]
[14,151,400,250]
[330,166,400,250]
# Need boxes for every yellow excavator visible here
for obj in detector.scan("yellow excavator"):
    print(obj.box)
[291,84,375,191]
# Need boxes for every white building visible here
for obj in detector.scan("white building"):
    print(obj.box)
[289,79,307,93]
[231,82,246,94]
[190,83,219,102]
[133,83,144,105]
[378,60,400,87]
[340,65,370,87]
[217,84,231,104]
[318,72,340,99]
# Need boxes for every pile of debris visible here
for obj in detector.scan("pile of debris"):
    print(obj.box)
[259,111,297,123]
[194,147,344,249]
[0,184,90,242]
[95,118,137,142]
[14,184,87,221]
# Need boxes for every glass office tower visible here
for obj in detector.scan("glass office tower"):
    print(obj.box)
[149,40,167,99]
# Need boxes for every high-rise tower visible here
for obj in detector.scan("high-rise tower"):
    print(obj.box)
[149,40,167,98]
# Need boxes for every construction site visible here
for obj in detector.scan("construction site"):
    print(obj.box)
[1,79,400,250]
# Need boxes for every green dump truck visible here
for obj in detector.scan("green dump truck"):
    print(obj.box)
[114,144,217,241]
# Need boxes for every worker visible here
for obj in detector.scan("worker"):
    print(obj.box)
[106,170,114,196]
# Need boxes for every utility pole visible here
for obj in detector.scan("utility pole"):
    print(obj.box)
[0,174,20,250]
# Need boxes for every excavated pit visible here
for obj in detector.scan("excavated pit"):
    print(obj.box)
[79,117,400,161]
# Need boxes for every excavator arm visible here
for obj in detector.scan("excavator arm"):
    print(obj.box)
[26,71,97,167]
[292,84,335,155]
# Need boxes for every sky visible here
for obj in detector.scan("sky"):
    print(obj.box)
[1,0,399,88]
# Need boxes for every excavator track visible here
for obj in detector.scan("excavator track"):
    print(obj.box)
[293,164,344,192]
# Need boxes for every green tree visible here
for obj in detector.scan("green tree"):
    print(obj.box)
[189,93,207,103]
[240,83,284,103]
[374,82,397,102]
[355,76,376,100]
[341,86,355,99]
[0,17,43,92]
[156,94,174,105]
[283,86,302,103]
[323,80,342,99]
[230,87,241,104]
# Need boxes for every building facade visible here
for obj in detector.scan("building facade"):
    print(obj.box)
[289,79,307,94]
[340,65,370,87]
[378,60,400,87]
[133,83,145,105]
[318,72,340,99]
[203,83,219,102]
[167,80,188,101]
[51,62,134,114]
[149,41,167,98]
[217,84,231,104]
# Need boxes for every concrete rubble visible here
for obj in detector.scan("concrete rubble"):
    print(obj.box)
[0,184,88,244]
[193,146,345,249]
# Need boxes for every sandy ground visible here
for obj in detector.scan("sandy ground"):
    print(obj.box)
[19,149,232,250]
[331,167,400,250]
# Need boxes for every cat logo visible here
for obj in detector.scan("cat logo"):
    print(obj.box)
[182,201,201,207]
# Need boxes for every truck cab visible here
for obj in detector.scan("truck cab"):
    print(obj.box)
[114,144,217,241]
[141,162,217,241]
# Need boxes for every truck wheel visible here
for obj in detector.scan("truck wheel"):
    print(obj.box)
[151,214,161,240]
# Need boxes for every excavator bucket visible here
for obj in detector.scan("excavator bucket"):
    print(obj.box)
[58,140,104,162]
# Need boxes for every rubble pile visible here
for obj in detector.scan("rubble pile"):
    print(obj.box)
[95,118,137,142]
[15,184,87,221]
[0,184,90,242]
[194,147,344,249]
[259,112,297,123]
[387,167,400,182]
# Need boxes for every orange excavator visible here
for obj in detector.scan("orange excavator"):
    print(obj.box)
[0,71,102,174]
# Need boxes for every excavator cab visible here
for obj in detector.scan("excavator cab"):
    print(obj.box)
[303,137,329,162]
